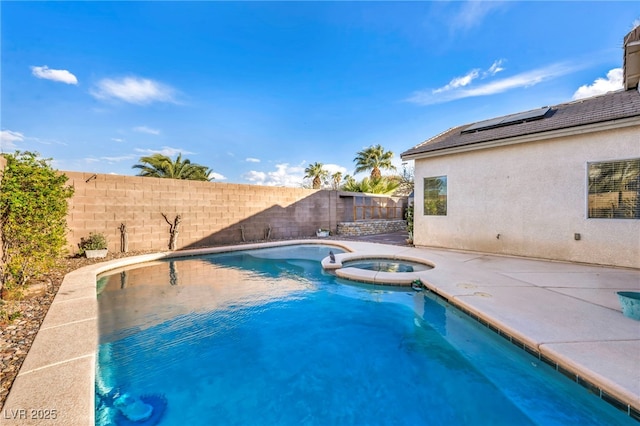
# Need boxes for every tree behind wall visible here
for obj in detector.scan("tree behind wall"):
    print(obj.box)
[132,153,213,181]
[0,152,74,297]
[341,176,400,195]
[304,162,328,189]
[353,144,396,180]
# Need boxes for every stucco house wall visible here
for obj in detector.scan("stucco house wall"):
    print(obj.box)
[411,124,640,268]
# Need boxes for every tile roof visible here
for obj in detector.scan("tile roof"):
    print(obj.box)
[401,89,640,159]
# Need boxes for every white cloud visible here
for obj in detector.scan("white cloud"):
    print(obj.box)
[31,65,78,85]
[246,157,261,163]
[433,69,479,94]
[323,163,348,176]
[407,62,576,106]
[243,170,267,183]
[90,76,177,105]
[242,162,306,187]
[243,162,348,187]
[0,130,25,151]
[133,126,161,135]
[0,131,65,149]
[572,68,623,100]
[111,138,125,143]
[451,1,505,30]
[100,155,136,162]
[135,146,193,157]
[209,172,227,180]
[484,59,505,77]
[432,60,505,95]
[1,130,25,143]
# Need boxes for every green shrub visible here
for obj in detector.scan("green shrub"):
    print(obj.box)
[405,202,414,240]
[0,300,22,323]
[0,151,74,296]
[78,232,107,254]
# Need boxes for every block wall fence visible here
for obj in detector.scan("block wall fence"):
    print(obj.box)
[0,156,5,263]
[65,171,345,254]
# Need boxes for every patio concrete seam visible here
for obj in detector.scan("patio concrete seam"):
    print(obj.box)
[44,295,95,304]
[39,317,97,332]
[460,256,487,263]
[16,354,94,377]
[494,277,540,286]
[543,288,629,312]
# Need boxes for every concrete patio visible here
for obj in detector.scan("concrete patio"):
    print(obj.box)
[1,238,639,424]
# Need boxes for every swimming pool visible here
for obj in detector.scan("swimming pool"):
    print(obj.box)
[95,244,634,425]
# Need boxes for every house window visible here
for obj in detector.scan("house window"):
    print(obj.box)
[424,176,447,215]
[588,158,639,219]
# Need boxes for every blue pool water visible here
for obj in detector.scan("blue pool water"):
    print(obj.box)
[95,245,633,425]
[342,258,432,272]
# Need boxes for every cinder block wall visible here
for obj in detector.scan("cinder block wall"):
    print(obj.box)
[65,172,340,254]
[0,156,5,264]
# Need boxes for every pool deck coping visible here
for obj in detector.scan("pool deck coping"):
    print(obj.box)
[1,239,639,424]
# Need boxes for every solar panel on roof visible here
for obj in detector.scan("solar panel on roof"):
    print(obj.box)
[510,107,551,122]
[462,106,551,133]
[463,117,504,132]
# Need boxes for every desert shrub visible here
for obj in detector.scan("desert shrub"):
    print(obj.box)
[405,202,414,240]
[0,151,74,297]
[78,232,107,255]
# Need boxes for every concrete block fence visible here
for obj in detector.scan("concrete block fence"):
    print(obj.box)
[0,156,5,263]
[63,172,407,254]
[0,162,407,255]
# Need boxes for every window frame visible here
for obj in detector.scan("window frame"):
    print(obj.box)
[423,175,447,216]
[586,157,640,220]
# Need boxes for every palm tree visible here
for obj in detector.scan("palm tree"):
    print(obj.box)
[353,144,396,180]
[341,175,359,192]
[331,171,343,190]
[132,153,213,181]
[341,176,399,195]
[304,162,328,189]
[343,174,356,187]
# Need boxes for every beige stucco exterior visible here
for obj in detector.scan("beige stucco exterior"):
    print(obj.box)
[411,123,640,268]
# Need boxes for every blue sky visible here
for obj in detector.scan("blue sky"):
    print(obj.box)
[2,1,639,187]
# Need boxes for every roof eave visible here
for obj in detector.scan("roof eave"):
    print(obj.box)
[402,116,640,161]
